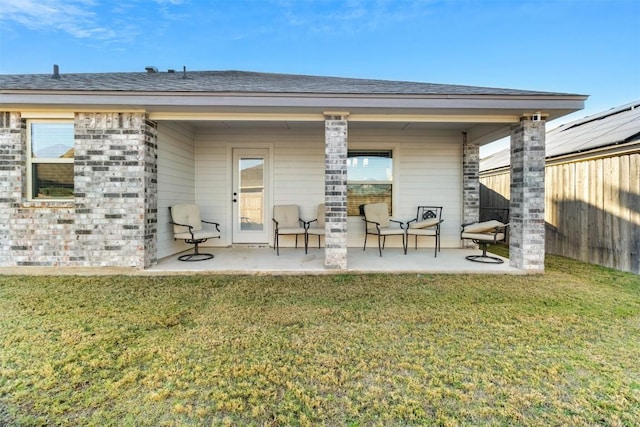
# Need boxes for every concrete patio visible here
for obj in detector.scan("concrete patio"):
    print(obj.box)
[0,247,525,276]
[147,246,522,275]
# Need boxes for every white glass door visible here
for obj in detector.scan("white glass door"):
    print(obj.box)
[232,149,270,244]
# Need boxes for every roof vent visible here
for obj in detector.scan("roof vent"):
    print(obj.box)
[51,64,61,80]
[145,66,158,74]
[182,66,188,79]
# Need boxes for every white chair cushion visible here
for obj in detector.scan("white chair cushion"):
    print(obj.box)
[463,220,505,233]
[308,203,326,234]
[174,229,220,240]
[364,203,390,228]
[378,228,405,236]
[274,205,301,228]
[407,228,437,236]
[307,227,325,235]
[409,218,440,229]
[316,203,326,227]
[171,204,203,234]
[461,232,505,242]
[277,226,306,235]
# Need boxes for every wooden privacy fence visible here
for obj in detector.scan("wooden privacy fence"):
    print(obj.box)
[480,152,640,274]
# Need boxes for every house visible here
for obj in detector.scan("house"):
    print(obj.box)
[481,101,640,274]
[0,67,587,272]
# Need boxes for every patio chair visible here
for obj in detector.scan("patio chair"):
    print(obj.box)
[169,204,221,261]
[405,206,443,257]
[362,202,406,257]
[272,205,306,256]
[461,220,509,264]
[305,203,325,251]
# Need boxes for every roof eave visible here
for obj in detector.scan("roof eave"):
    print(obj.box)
[0,90,587,121]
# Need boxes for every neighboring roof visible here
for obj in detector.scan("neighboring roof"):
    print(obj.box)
[480,101,640,171]
[0,69,573,96]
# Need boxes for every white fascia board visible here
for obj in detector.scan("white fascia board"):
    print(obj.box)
[19,111,75,119]
[0,91,587,112]
[148,112,519,122]
[349,114,519,123]
[149,112,325,121]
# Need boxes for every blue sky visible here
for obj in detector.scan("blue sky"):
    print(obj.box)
[1,0,639,140]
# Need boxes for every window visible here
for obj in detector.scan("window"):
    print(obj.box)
[347,150,393,216]
[27,121,74,199]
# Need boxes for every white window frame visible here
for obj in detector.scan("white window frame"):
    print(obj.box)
[347,148,396,216]
[26,119,75,201]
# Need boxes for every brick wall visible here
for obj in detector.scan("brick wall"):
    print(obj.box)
[324,115,348,269]
[0,113,25,265]
[0,112,158,268]
[462,132,480,248]
[510,117,546,272]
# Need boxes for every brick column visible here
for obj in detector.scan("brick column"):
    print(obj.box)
[510,116,546,273]
[324,114,348,269]
[0,113,24,266]
[143,119,158,268]
[462,131,480,248]
[74,113,158,268]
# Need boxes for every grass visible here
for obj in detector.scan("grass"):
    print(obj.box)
[1,252,639,426]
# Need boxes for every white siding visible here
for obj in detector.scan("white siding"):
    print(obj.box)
[157,122,196,259]
[194,125,325,247]
[157,122,463,251]
[348,127,462,249]
[194,134,229,243]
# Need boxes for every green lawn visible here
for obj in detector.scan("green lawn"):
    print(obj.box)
[1,253,639,426]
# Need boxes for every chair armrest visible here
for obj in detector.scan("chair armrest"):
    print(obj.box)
[390,219,406,229]
[363,218,381,231]
[363,218,380,225]
[272,218,279,230]
[169,220,193,229]
[169,220,195,238]
[304,218,318,230]
[201,220,221,232]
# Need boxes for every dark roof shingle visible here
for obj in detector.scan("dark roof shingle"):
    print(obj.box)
[480,101,640,171]
[0,69,572,96]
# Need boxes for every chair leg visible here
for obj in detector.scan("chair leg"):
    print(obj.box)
[465,241,504,264]
[378,234,383,257]
[434,235,438,258]
[178,240,214,262]
[363,232,368,251]
[276,232,280,256]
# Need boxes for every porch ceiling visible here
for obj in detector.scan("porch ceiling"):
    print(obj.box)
[164,119,509,146]
[178,120,466,131]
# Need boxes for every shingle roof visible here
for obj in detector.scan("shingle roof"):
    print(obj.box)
[0,69,572,96]
[480,101,640,171]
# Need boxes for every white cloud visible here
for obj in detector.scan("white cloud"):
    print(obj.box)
[0,0,107,39]
[0,0,152,43]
